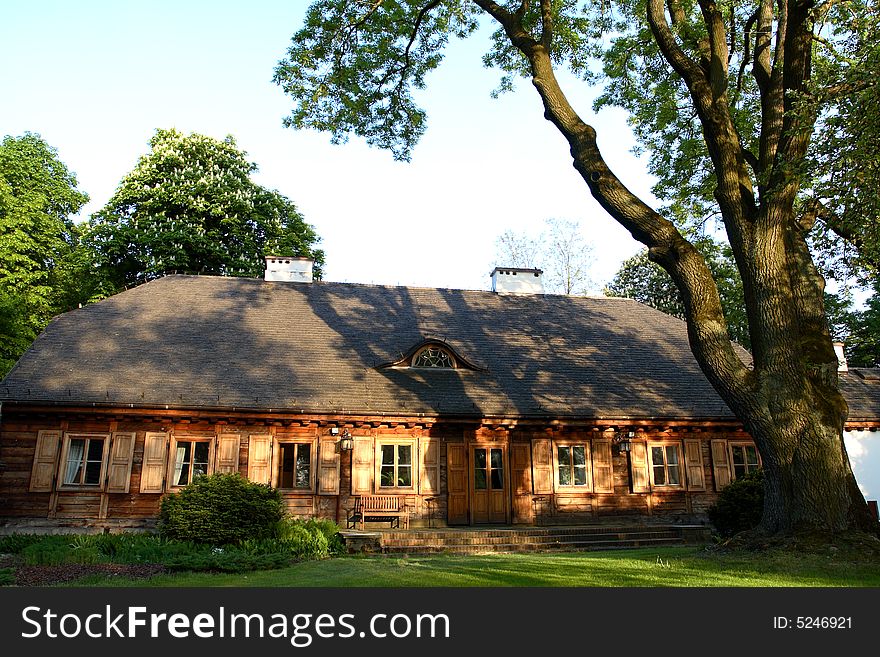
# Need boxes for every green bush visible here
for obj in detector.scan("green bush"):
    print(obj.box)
[708,470,765,537]
[0,568,15,586]
[0,534,51,554]
[158,473,285,545]
[276,518,330,558]
[22,539,104,566]
[301,518,344,555]
[0,522,339,578]
[163,549,291,573]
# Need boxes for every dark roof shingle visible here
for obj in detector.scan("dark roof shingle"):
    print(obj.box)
[2,275,875,421]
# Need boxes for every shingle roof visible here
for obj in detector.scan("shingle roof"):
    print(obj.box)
[2,275,877,421]
[840,369,880,421]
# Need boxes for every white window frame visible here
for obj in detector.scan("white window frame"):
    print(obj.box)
[57,433,111,490]
[552,441,592,491]
[648,441,684,489]
[375,438,417,491]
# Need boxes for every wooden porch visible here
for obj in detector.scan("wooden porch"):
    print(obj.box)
[340,523,712,555]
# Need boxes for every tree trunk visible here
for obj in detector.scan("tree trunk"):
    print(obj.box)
[740,391,869,534]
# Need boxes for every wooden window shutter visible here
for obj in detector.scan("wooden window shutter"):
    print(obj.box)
[29,430,62,492]
[711,439,731,490]
[446,443,468,525]
[592,439,613,493]
[318,439,340,494]
[247,434,272,485]
[531,438,553,494]
[215,434,241,474]
[419,437,440,494]
[510,443,532,495]
[684,439,706,491]
[139,432,168,493]
[106,432,136,493]
[351,436,374,495]
[629,440,650,493]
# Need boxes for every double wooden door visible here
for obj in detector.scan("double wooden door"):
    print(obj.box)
[447,443,510,524]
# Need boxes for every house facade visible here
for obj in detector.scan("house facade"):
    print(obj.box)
[2,259,878,530]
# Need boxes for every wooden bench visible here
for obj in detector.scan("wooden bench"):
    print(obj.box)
[347,495,410,530]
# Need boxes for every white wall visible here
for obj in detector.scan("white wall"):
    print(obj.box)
[844,431,880,501]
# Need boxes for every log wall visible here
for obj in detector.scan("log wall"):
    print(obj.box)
[1,409,769,529]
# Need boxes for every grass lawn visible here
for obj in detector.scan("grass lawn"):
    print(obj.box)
[66,545,880,587]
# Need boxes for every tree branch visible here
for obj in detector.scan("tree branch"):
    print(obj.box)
[647,0,709,92]
[349,0,385,33]
[539,0,553,48]
[770,0,814,210]
[752,0,774,93]
[822,79,876,99]
[668,0,687,24]
[476,3,755,406]
[648,0,756,226]
[756,0,786,180]
[735,10,760,95]
[696,0,730,98]
[376,0,442,94]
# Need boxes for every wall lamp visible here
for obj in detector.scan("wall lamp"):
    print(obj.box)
[338,429,354,452]
[615,430,634,452]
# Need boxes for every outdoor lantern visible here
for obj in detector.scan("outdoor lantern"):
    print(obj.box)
[617,430,633,452]
[339,429,354,452]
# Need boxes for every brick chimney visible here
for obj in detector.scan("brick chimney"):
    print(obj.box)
[491,267,544,295]
[264,256,313,283]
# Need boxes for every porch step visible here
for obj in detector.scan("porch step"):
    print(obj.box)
[376,525,703,555]
[382,537,685,555]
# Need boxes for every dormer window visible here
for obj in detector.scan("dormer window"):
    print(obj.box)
[412,346,456,369]
[376,339,487,372]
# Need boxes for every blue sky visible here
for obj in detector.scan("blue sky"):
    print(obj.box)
[1,0,649,290]
[3,1,877,497]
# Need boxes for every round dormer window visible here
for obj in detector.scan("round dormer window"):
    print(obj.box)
[412,346,456,368]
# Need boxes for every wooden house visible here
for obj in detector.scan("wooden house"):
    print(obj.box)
[2,258,878,531]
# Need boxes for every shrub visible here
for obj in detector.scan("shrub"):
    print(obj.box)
[22,539,104,566]
[275,518,330,558]
[301,518,344,555]
[708,470,765,537]
[163,549,291,573]
[0,534,50,554]
[0,568,15,586]
[158,473,285,545]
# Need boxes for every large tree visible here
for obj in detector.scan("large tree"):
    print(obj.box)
[86,129,324,291]
[834,283,880,368]
[274,1,879,535]
[0,133,89,376]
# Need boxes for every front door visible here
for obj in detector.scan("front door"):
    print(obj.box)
[470,445,508,524]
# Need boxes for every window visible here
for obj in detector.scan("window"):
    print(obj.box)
[649,443,682,487]
[61,434,108,487]
[730,443,760,479]
[474,447,504,490]
[277,442,313,490]
[379,442,414,489]
[412,346,455,368]
[556,444,589,487]
[172,439,211,486]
